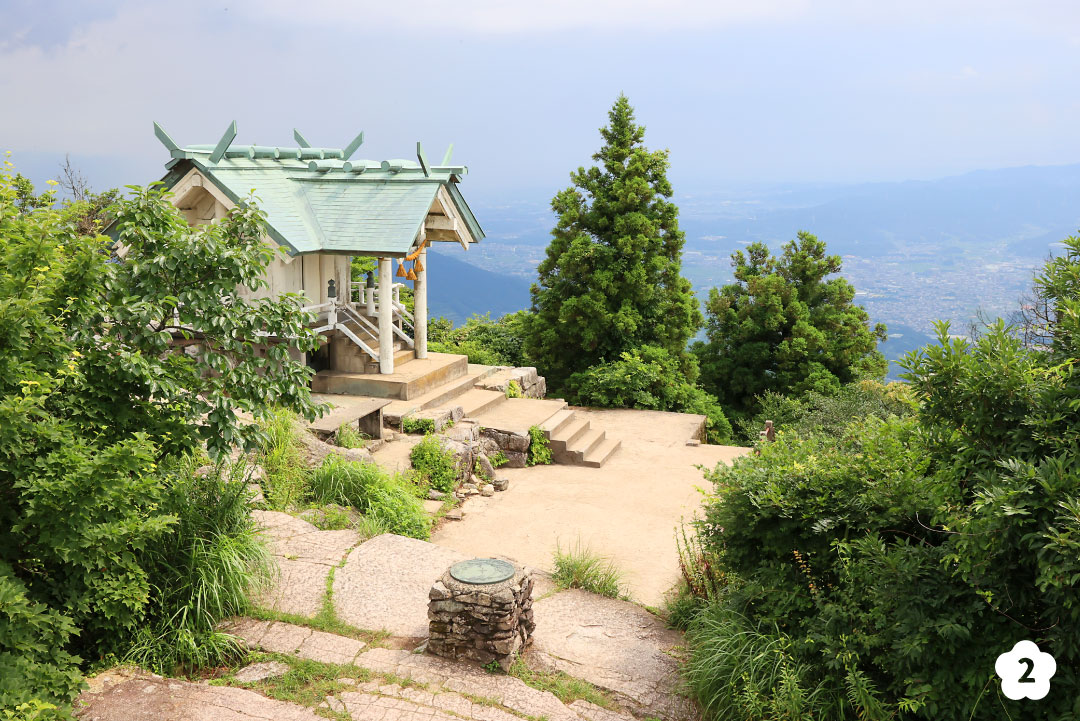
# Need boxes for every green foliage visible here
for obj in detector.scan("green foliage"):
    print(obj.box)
[684,238,1080,720]
[505,379,523,398]
[401,416,436,434]
[0,699,62,721]
[334,423,365,449]
[427,311,531,367]
[256,409,309,510]
[307,456,430,539]
[0,565,83,715]
[409,434,458,493]
[125,457,273,674]
[526,95,701,391]
[566,345,732,443]
[489,451,509,468]
[526,425,553,466]
[693,233,888,414]
[735,379,916,444]
[551,539,625,598]
[507,655,618,709]
[0,166,321,702]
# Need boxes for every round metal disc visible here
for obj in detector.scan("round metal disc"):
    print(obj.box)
[449,558,515,585]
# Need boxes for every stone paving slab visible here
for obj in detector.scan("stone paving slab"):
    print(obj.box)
[333,534,467,638]
[76,668,321,721]
[531,590,693,721]
[352,647,582,721]
[221,618,366,665]
[252,510,358,617]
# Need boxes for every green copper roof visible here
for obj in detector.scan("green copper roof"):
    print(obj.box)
[154,122,484,256]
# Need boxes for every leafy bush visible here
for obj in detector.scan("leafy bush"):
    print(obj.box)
[401,416,436,434]
[0,565,83,716]
[565,345,732,442]
[0,167,319,702]
[527,425,553,466]
[551,540,625,598]
[490,451,509,468]
[505,380,523,398]
[685,238,1080,720]
[307,456,429,539]
[735,378,915,444]
[409,434,459,492]
[125,457,273,674]
[428,311,531,367]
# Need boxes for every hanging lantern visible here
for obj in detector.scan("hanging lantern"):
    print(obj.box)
[396,261,407,278]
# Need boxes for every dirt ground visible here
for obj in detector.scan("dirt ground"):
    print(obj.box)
[430,408,748,607]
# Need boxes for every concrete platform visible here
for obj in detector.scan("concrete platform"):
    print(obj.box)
[470,397,568,434]
[308,394,391,439]
[311,353,468,400]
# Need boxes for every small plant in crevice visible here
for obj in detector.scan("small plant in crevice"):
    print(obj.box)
[489,451,509,468]
[526,425,552,466]
[474,458,492,481]
[482,659,502,674]
[505,380,523,399]
[401,416,436,435]
[410,434,458,493]
[334,423,366,449]
[551,538,625,599]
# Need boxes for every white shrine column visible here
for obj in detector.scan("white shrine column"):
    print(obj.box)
[378,257,394,374]
[414,247,428,359]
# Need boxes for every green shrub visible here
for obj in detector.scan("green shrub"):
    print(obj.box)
[527,425,553,466]
[307,456,429,539]
[334,423,365,449]
[410,434,458,492]
[490,451,509,468]
[505,380,523,398]
[551,540,624,598]
[687,236,1080,721]
[428,311,531,367]
[0,565,84,716]
[565,346,732,443]
[125,457,273,674]
[256,409,308,509]
[735,378,915,444]
[401,416,436,434]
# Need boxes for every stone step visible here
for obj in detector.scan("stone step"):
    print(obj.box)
[568,428,606,461]
[583,437,621,468]
[455,388,507,417]
[540,408,576,436]
[548,417,591,458]
[382,365,502,423]
[312,353,468,400]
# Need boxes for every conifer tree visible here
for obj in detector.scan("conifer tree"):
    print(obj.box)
[527,95,701,390]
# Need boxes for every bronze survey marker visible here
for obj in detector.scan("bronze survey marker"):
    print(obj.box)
[448,559,515,585]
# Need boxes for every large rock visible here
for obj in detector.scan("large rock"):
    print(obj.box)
[252,511,358,617]
[333,534,467,638]
[530,590,694,721]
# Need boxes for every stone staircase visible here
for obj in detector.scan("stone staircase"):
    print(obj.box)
[331,358,623,468]
[538,409,621,468]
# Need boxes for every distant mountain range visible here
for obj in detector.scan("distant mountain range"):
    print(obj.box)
[426,249,531,326]
[438,162,1080,378]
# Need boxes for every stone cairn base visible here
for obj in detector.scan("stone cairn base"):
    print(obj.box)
[427,565,535,669]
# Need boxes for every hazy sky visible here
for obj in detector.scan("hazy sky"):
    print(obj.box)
[4,0,1080,201]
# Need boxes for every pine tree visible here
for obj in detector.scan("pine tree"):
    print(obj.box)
[526,95,701,391]
[693,232,888,413]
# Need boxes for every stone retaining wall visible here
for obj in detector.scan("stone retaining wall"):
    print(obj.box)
[475,367,547,399]
[427,565,535,669]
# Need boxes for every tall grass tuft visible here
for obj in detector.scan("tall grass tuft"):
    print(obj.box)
[684,605,841,721]
[307,455,430,539]
[551,539,625,598]
[256,408,308,509]
[334,423,365,449]
[125,456,274,674]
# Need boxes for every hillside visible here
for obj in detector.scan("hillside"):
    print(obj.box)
[426,248,532,325]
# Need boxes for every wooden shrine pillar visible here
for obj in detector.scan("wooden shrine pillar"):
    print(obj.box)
[378,257,394,374]
[415,247,428,359]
